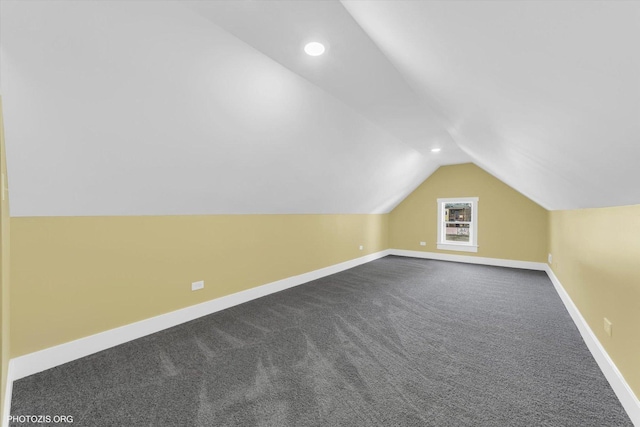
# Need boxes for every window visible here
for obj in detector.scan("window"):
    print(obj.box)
[437,197,478,252]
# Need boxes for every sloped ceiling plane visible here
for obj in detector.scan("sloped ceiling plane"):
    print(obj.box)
[1,0,638,216]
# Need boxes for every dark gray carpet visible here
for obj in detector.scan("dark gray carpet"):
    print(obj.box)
[11,256,632,426]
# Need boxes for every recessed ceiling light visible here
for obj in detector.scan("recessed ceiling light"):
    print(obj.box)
[431,148,441,153]
[304,42,325,56]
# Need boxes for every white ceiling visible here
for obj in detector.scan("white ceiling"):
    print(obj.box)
[342,0,640,210]
[1,0,638,216]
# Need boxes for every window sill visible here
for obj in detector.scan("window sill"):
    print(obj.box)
[437,243,478,253]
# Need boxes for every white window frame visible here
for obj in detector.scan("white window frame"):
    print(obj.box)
[437,197,478,253]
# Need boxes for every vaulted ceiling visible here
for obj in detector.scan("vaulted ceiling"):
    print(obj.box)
[1,0,638,216]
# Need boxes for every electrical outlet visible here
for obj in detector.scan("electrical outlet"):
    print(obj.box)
[548,253,553,264]
[604,318,612,337]
[420,242,426,246]
[359,245,364,250]
[191,280,204,291]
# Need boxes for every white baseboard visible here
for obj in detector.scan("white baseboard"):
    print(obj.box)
[544,265,640,426]
[389,249,547,271]
[2,360,14,427]
[6,250,391,389]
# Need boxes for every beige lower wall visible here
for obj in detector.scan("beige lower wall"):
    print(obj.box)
[10,214,388,357]
[549,206,640,399]
[390,163,548,262]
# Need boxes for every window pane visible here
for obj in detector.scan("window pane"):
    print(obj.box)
[444,202,472,222]
[445,222,470,242]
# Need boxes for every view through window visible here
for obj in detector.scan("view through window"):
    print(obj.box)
[444,202,472,243]
[437,197,478,252]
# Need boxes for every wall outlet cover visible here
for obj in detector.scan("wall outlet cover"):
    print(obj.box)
[192,280,204,291]
[604,318,612,337]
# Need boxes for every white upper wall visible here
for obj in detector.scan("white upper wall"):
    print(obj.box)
[0,1,443,216]
[1,1,639,216]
